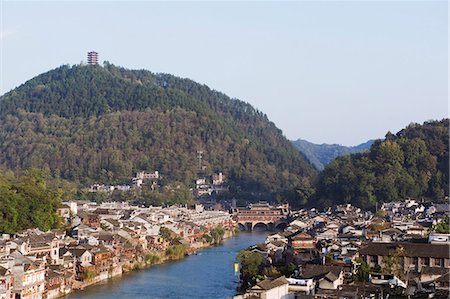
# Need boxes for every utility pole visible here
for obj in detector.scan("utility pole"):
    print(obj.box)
[197,150,203,170]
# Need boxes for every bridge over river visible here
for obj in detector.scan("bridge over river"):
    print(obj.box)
[233,202,290,231]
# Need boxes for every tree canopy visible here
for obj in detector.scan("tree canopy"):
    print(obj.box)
[0,63,315,201]
[0,169,62,233]
[313,119,449,209]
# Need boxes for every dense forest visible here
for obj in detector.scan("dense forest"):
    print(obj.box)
[0,169,62,233]
[0,63,447,214]
[313,119,449,209]
[0,63,315,200]
[291,138,374,170]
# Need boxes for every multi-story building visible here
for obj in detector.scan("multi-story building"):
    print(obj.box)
[77,211,101,228]
[212,172,225,185]
[12,261,46,299]
[360,242,450,273]
[0,266,13,299]
[92,247,113,281]
[290,232,316,250]
[87,51,98,65]
[136,171,159,180]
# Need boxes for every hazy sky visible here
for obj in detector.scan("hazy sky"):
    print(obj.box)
[1,1,448,145]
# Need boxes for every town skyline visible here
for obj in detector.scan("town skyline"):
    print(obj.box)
[0,1,448,299]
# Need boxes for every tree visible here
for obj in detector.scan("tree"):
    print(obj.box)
[84,270,97,282]
[383,246,405,279]
[237,250,263,288]
[0,63,317,203]
[433,217,450,234]
[159,227,174,242]
[295,178,316,206]
[354,258,370,282]
[279,262,296,278]
[165,244,187,260]
[209,225,225,244]
[0,169,62,233]
[202,234,213,244]
[315,119,449,209]
[145,252,161,265]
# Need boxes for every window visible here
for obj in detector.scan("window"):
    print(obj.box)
[421,257,430,266]
[434,258,444,267]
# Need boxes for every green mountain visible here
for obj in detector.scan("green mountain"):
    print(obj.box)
[0,63,315,200]
[314,119,449,209]
[291,139,374,170]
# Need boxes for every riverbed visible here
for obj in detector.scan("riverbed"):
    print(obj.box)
[65,232,267,299]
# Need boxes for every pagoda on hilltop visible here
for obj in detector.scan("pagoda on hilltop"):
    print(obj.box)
[87,51,99,65]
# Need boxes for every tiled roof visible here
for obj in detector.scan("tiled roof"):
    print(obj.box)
[255,276,289,290]
[0,266,9,276]
[300,265,343,280]
[359,242,450,258]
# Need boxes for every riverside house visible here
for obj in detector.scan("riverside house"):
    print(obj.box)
[359,241,450,272]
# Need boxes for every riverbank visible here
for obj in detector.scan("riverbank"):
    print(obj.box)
[0,202,238,299]
[64,226,237,298]
[65,231,268,299]
[123,227,236,271]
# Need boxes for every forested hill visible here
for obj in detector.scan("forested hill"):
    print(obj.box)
[0,63,315,199]
[314,119,449,209]
[291,139,374,170]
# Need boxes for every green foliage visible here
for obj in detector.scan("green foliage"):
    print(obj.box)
[354,258,370,282]
[158,226,181,245]
[372,264,382,273]
[202,234,213,243]
[0,169,62,233]
[209,225,225,244]
[145,252,161,265]
[201,226,225,244]
[278,262,296,278]
[237,250,263,288]
[293,178,316,207]
[315,120,449,209]
[165,244,187,260]
[132,262,146,270]
[134,184,193,207]
[84,270,97,281]
[382,246,406,279]
[0,64,316,201]
[433,217,450,234]
[159,227,174,242]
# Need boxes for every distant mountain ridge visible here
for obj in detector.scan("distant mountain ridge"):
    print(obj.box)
[291,139,375,170]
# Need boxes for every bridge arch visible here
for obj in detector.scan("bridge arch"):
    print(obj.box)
[274,221,288,231]
[252,222,269,231]
[237,223,247,231]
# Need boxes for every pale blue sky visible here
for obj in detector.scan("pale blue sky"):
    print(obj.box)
[1,1,448,145]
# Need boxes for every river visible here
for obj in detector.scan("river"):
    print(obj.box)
[65,232,267,299]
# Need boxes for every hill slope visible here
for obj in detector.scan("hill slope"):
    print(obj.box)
[314,119,449,209]
[0,63,315,199]
[291,139,374,170]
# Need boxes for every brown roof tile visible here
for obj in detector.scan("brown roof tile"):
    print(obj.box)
[359,242,449,259]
